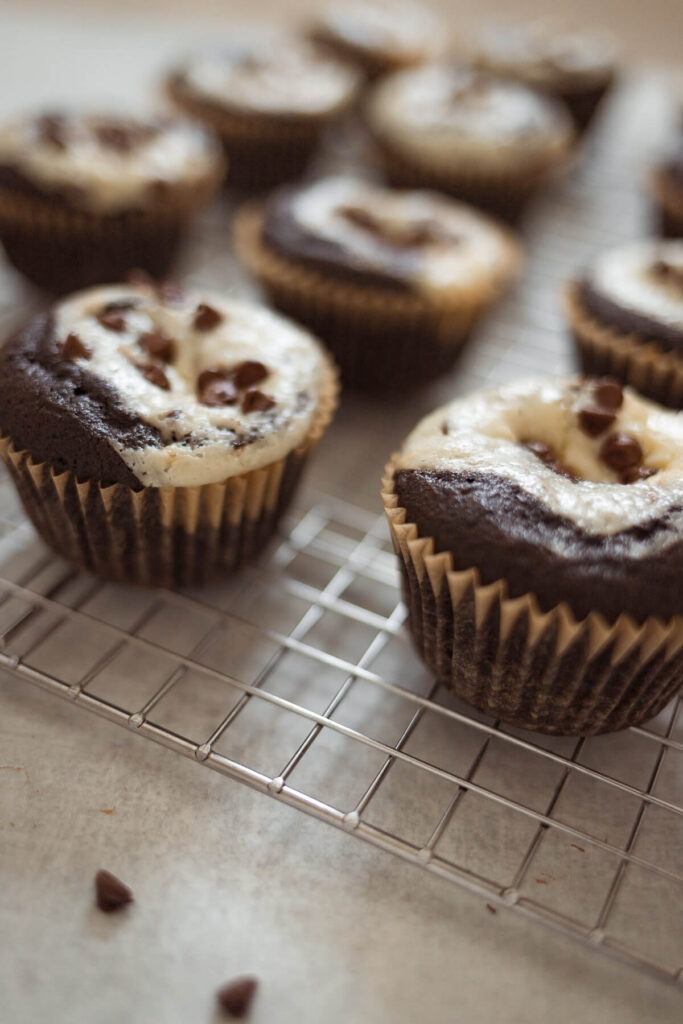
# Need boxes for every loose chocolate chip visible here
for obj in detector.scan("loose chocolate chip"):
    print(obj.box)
[198,368,238,407]
[94,869,133,913]
[621,465,656,484]
[139,331,176,363]
[60,332,92,360]
[232,360,268,389]
[139,362,171,390]
[97,310,127,332]
[592,378,623,410]
[578,405,616,437]
[241,389,275,414]
[193,303,223,331]
[600,433,643,471]
[36,113,67,150]
[216,977,258,1019]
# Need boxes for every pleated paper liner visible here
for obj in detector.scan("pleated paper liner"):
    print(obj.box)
[367,131,575,223]
[234,203,520,393]
[0,173,222,294]
[649,168,683,238]
[382,461,683,736]
[0,359,338,588]
[166,77,347,191]
[565,283,683,410]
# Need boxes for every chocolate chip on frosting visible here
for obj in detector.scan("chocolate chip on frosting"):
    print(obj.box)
[242,388,275,414]
[138,362,171,390]
[216,976,258,1019]
[232,360,268,389]
[193,303,223,331]
[60,332,92,360]
[599,433,643,472]
[621,465,656,485]
[97,309,127,332]
[523,441,576,480]
[578,405,616,437]
[197,368,238,407]
[36,113,67,150]
[650,259,683,292]
[592,378,623,410]
[139,331,176,363]
[338,204,455,249]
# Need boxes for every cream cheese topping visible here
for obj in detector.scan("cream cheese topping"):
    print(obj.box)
[314,1,443,60]
[283,176,521,299]
[368,64,574,172]
[397,377,683,536]
[474,23,615,89]
[586,240,683,333]
[0,113,222,213]
[179,30,359,118]
[55,284,329,488]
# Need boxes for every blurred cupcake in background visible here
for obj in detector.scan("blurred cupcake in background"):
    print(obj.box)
[165,28,360,192]
[470,22,617,133]
[309,0,445,81]
[650,144,683,237]
[366,63,575,221]
[0,110,224,293]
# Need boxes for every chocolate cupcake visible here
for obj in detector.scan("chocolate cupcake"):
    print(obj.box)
[650,147,683,238]
[567,240,683,409]
[366,63,575,221]
[165,29,359,192]
[234,176,522,392]
[383,376,683,735]
[0,111,224,293]
[309,0,444,81]
[471,23,616,133]
[0,281,337,586]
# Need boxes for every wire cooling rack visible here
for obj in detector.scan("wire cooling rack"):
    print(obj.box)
[0,75,681,988]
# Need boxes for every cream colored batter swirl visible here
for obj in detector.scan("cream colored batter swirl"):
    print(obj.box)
[368,64,574,173]
[397,377,683,536]
[586,240,683,334]
[0,113,222,213]
[55,284,329,488]
[179,30,359,117]
[281,176,522,299]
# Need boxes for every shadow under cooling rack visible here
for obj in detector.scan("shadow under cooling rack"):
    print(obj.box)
[0,482,681,989]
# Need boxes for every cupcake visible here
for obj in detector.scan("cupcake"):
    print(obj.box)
[309,0,445,81]
[234,175,522,392]
[470,23,616,133]
[382,376,683,735]
[366,63,575,221]
[566,240,683,409]
[0,280,337,586]
[165,29,359,192]
[0,111,224,293]
[650,147,683,238]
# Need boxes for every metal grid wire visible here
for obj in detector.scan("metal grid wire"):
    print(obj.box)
[0,75,681,988]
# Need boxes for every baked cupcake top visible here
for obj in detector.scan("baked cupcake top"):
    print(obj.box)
[260,176,522,299]
[311,0,444,68]
[472,23,615,92]
[0,112,223,213]
[393,377,683,620]
[577,240,683,354]
[0,281,332,489]
[169,30,359,120]
[367,64,574,173]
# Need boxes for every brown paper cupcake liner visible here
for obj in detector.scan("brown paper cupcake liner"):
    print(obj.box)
[565,283,683,410]
[234,204,520,392]
[0,175,221,293]
[649,168,683,238]
[382,460,683,735]
[369,131,574,222]
[0,360,337,587]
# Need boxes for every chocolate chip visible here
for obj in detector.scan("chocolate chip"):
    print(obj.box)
[599,433,643,471]
[241,389,275,414]
[621,465,656,484]
[36,113,67,150]
[339,205,379,233]
[139,362,170,390]
[97,310,127,332]
[578,406,616,437]
[139,331,176,363]
[193,303,223,331]
[216,977,258,1019]
[441,420,449,435]
[198,368,238,407]
[592,378,623,410]
[232,360,268,389]
[60,332,92,360]
[651,259,683,290]
[94,124,136,152]
[523,441,555,465]
[94,869,133,913]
